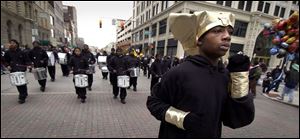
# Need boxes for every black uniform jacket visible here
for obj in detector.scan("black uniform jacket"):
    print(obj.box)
[4,48,31,72]
[28,46,49,68]
[107,55,129,76]
[150,59,163,77]
[69,54,89,75]
[147,55,255,138]
[82,51,96,65]
[126,55,139,68]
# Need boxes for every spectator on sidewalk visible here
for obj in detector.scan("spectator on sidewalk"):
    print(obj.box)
[262,72,272,93]
[271,65,283,92]
[249,61,263,97]
[279,63,299,103]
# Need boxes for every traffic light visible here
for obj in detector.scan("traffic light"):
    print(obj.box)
[99,20,102,28]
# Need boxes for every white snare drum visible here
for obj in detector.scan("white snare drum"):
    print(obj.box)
[130,68,140,77]
[101,66,109,73]
[74,74,88,88]
[117,75,130,88]
[97,56,107,63]
[9,72,27,86]
[32,67,47,80]
[47,51,55,66]
[58,52,67,65]
[87,64,95,74]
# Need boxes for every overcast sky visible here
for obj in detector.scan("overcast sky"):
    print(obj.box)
[62,1,133,49]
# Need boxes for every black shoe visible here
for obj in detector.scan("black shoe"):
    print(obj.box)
[127,86,131,89]
[81,99,86,103]
[121,99,126,104]
[113,96,117,99]
[133,87,137,91]
[18,99,25,104]
[40,87,45,92]
[51,78,55,82]
[88,87,92,91]
[77,95,80,99]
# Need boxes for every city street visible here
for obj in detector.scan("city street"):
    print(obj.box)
[1,65,299,138]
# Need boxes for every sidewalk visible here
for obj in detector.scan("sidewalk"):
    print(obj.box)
[257,76,299,107]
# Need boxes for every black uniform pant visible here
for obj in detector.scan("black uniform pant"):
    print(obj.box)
[129,77,137,88]
[61,64,69,76]
[150,77,160,91]
[47,66,56,80]
[87,74,93,87]
[16,85,28,100]
[143,65,148,75]
[109,73,113,84]
[111,74,127,99]
[102,72,108,79]
[38,79,46,87]
[73,78,86,99]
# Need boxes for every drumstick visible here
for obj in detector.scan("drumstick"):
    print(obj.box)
[16,64,32,67]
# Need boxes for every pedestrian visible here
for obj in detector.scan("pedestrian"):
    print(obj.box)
[126,49,139,91]
[149,54,163,91]
[172,57,179,67]
[69,47,89,103]
[279,63,299,103]
[81,44,96,91]
[248,61,262,97]
[60,46,71,77]
[107,48,116,85]
[148,56,155,79]
[142,55,149,76]
[4,39,32,104]
[107,48,129,104]
[99,51,109,80]
[262,72,273,93]
[147,11,254,138]
[22,44,32,72]
[28,41,49,92]
[270,65,282,92]
[47,44,59,82]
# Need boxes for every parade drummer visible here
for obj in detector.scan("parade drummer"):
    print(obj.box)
[69,47,89,103]
[28,41,49,92]
[47,44,59,82]
[107,47,129,104]
[147,11,254,138]
[4,39,32,104]
[81,44,96,91]
[126,49,140,91]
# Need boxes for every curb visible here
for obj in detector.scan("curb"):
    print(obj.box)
[260,93,299,108]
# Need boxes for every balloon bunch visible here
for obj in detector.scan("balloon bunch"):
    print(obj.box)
[263,11,299,61]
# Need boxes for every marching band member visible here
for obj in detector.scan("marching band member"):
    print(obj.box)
[47,45,59,82]
[81,44,96,91]
[28,41,49,92]
[107,48,129,104]
[4,39,32,104]
[126,49,139,91]
[69,47,89,103]
[147,11,254,138]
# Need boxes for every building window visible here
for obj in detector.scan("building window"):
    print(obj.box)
[50,15,54,25]
[156,4,159,15]
[280,7,285,18]
[18,25,23,44]
[190,10,195,14]
[145,27,149,39]
[257,1,263,11]
[264,3,270,14]
[225,1,232,7]
[159,18,167,35]
[152,5,155,17]
[7,20,12,41]
[245,1,252,12]
[139,30,143,41]
[290,10,295,16]
[51,29,55,38]
[292,1,297,4]
[165,1,168,9]
[233,20,248,37]
[216,1,223,5]
[151,23,157,37]
[274,6,280,16]
[161,1,164,12]
[238,1,244,10]
[157,40,165,56]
